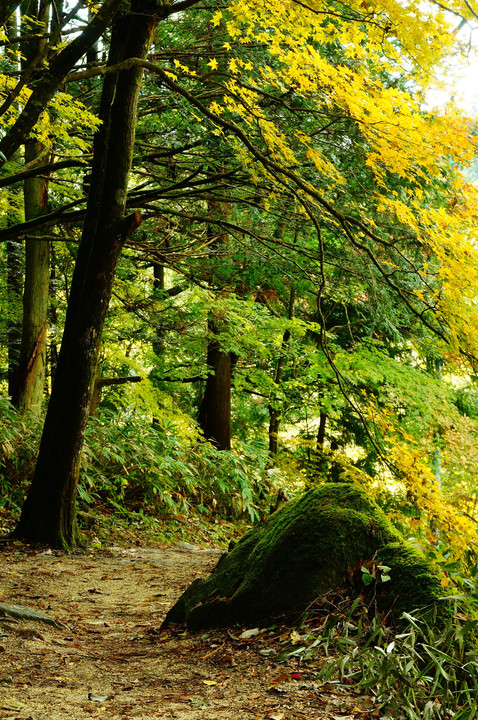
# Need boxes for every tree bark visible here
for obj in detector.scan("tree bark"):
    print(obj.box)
[13,138,50,413]
[11,2,50,415]
[6,236,23,400]
[198,330,232,451]
[197,204,232,451]
[315,411,327,472]
[13,0,162,548]
[268,285,296,459]
[152,261,165,357]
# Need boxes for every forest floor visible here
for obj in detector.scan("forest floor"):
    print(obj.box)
[0,535,379,720]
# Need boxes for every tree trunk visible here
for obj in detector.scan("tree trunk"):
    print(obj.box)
[13,141,50,413]
[198,329,232,451]
[13,0,161,549]
[198,204,232,451]
[152,261,165,357]
[315,411,327,472]
[268,285,295,459]
[6,235,23,401]
[12,2,50,415]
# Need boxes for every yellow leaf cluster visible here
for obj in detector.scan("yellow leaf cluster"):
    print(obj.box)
[0,77,100,154]
[199,0,478,363]
[389,444,477,560]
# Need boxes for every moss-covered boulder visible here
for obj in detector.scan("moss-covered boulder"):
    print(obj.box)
[163,483,447,629]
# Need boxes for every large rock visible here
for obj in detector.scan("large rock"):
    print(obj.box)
[163,483,447,628]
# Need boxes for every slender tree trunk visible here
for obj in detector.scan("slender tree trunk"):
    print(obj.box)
[13,139,50,413]
[198,326,232,450]
[6,236,23,400]
[152,261,165,357]
[12,1,50,414]
[268,285,296,459]
[315,411,327,472]
[268,346,288,457]
[198,204,232,451]
[13,0,161,548]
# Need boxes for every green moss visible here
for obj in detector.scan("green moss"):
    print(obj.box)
[163,483,448,629]
[375,543,446,613]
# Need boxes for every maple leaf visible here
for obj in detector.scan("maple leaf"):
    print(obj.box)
[209,101,224,115]
[211,10,222,26]
[207,58,218,70]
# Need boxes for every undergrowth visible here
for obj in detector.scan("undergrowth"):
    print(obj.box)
[80,408,269,521]
[0,397,274,542]
[279,588,478,720]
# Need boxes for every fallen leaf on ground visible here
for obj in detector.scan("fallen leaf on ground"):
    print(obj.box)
[240,628,260,639]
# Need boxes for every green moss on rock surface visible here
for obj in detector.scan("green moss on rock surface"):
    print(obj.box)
[163,483,448,629]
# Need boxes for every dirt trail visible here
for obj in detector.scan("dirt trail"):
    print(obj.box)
[0,541,367,719]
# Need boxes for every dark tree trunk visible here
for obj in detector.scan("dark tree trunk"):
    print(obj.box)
[268,405,282,457]
[13,1,161,548]
[315,411,327,471]
[198,328,232,451]
[197,205,232,451]
[268,286,295,459]
[6,237,23,400]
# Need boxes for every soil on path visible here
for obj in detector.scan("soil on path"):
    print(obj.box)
[0,540,370,720]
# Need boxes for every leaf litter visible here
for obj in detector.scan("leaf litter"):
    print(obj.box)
[0,539,376,719]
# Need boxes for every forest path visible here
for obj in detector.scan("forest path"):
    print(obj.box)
[0,541,367,719]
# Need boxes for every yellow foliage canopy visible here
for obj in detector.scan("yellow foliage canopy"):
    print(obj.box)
[186,0,478,367]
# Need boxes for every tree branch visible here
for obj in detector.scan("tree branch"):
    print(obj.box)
[0,0,123,163]
[0,158,90,189]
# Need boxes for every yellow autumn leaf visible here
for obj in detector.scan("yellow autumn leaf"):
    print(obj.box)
[209,101,224,115]
[207,57,218,70]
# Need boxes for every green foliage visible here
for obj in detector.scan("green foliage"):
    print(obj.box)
[0,397,270,532]
[80,408,267,521]
[280,597,478,719]
[0,396,41,512]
